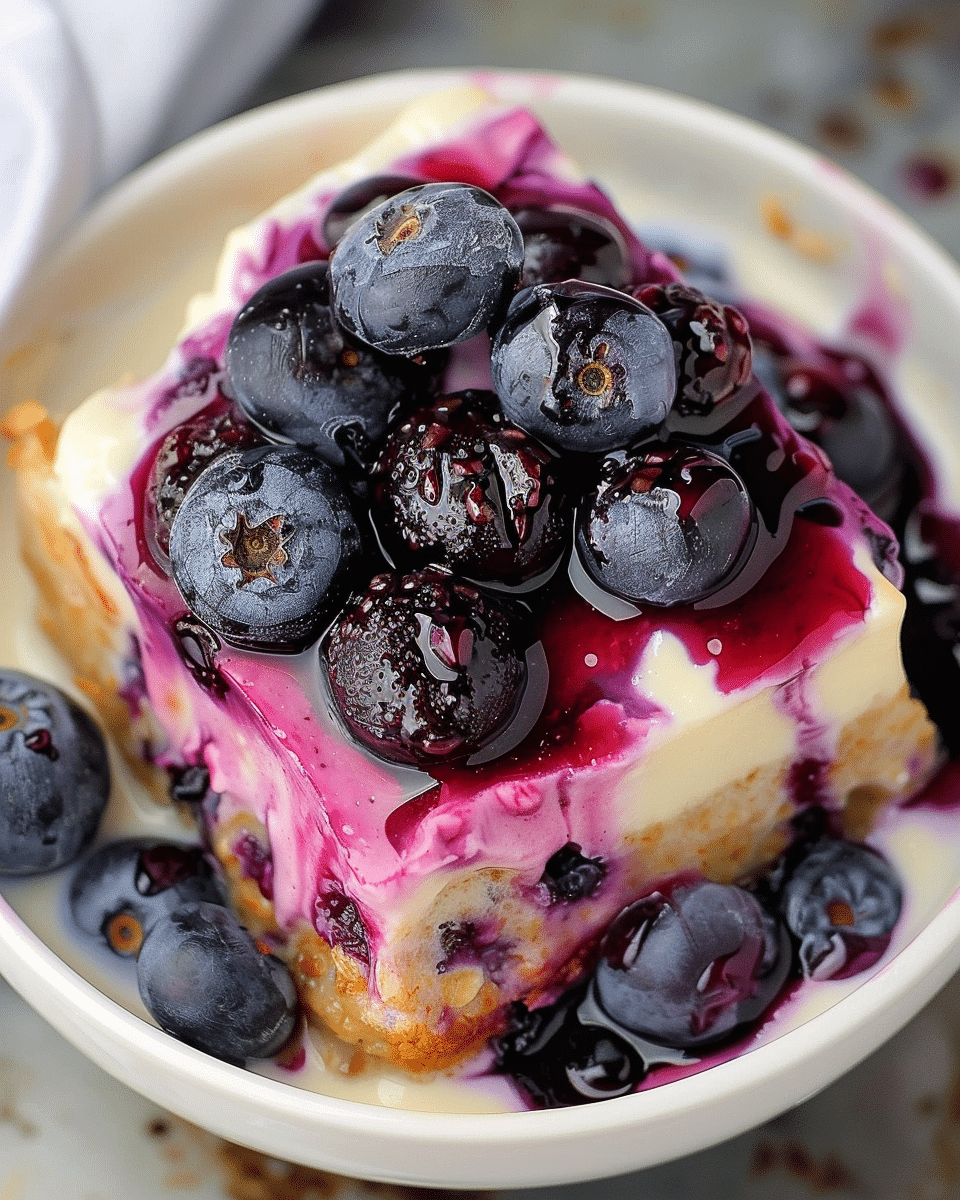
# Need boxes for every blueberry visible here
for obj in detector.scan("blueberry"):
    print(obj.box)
[146,396,265,563]
[225,261,437,469]
[767,354,902,520]
[633,282,752,418]
[490,281,676,454]
[323,569,532,766]
[329,182,524,355]
[776,838,902,980]
[0,670,110,875]
[167,763,211,806]
[169,444,363,652]
[495,995,644,1108]
[592,880,790,1050]
[69,838,224,957]
[541,842,606,903]
[316,889,370,964]
[136,901,298,1064]
[575,443,756,606]
[513,207,630,290]
[321,174,421,249]
[371,390,570,586]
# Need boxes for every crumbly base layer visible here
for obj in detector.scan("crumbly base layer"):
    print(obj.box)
[5,404,168,792]
[212,683,937,1073]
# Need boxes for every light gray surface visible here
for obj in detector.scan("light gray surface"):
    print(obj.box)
[251,0,960,263]
[5,3,960,1195]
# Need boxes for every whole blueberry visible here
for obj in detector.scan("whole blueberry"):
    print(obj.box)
[169,444,363,652]
[0,670,110,875]
[69,838,224,957]
[323,569,531,766]
[540,842,606,903]
[592,880,790,1050]
[371,390,570,586]
[225,261,436,469]
[634,282,753,418]
[329,182,524,355]
[575,443,756,606]
[769,354,902,520]
[136,901,298,1064]
[513,207,630,290]
[495,996,644,1108]
[490,281,676,454]
[777,838,902,980]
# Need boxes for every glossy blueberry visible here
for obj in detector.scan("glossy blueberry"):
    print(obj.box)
[169,444,363,652]
[147,397,264,562]
[371,390,570,586]
[225,261,436,469]
[634,282,752,418]
[541,842,606,903]
[490,281,676,454]
[768,353,902,520]
[321,173,421,249]
[323,569,531,766]
[69,838,224,957]
[136,901,298,1064]
[0,670,110,876]
[776,838,902,980]
[513,207,630,290]
[329,182,523,355]
[575,444,756,606]
[495,996,644,1108]
[592,880,791,1050]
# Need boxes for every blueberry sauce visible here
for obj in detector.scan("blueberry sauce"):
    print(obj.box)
[59,98,960,1108]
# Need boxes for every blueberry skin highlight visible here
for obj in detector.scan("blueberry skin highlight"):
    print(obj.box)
[592,880,791,1051]
[370,390,570,587]
[491,281,677,455]
[69,838,224,957]
[329,182,524,355]
[0,670,110,875]
[777,838,902,980]
[169,444,363,652]
[496,993,644,1108]
[225,261,431,470]
[575,444,756,607]
[324,569,531,766]
[136,901,298,1064]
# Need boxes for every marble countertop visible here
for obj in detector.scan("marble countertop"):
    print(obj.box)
[4,2,960,1196]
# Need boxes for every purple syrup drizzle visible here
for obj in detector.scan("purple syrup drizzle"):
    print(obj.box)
[86,96,960,1108]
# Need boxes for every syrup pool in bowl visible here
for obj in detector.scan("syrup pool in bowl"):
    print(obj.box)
[1,69,960,1188]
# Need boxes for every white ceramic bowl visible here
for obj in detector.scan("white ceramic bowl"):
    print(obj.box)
[2,68,960,1190]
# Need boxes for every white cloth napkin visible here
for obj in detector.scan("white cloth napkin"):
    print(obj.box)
[0,0,319,322]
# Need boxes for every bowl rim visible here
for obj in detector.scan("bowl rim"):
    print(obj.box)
[4,65,960,1185]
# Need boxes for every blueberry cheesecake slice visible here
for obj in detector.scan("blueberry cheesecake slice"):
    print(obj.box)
[7,87,939,1084]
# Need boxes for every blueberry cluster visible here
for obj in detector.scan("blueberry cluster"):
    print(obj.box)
[69,837,299,1064]
[497,830,903,1107]
[158,180,770,769]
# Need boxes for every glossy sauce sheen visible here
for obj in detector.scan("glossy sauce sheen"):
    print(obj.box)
[85,101,892,940]
[56,99,960,1107]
